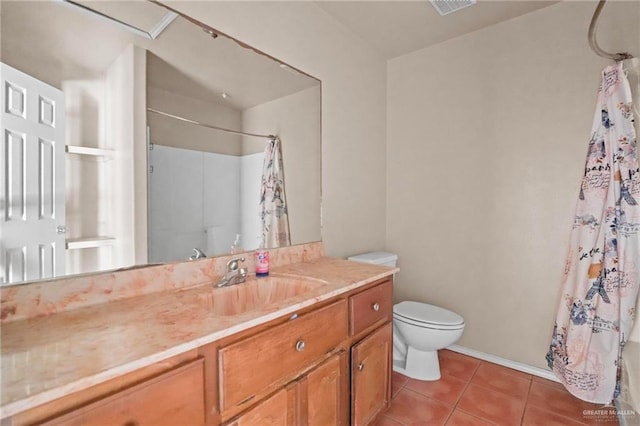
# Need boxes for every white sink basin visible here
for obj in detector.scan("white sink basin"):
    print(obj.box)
[198,275,328,316]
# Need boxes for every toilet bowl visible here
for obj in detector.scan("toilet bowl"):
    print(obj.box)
[392,301,465,381]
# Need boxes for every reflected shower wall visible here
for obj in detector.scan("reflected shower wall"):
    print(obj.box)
[148,145,263,262]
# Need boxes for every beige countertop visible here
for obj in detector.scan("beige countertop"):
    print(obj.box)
[0,257,396,418]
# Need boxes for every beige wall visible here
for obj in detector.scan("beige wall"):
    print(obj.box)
[147,86,243,155]
[167,1,388,258]
[242,87,322,247]
[387,0,640,368]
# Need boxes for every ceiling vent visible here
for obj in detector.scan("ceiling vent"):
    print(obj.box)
[430,0,477,16]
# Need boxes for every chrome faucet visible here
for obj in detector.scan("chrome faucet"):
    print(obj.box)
[190,248,207,260]
[215,257,248,287]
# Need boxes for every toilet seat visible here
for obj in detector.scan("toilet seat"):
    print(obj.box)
[394,315,464,330]
[393,301,464,330]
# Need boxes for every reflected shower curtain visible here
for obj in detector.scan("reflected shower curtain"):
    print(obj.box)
[259,137,291,248]
[546,63,640,403]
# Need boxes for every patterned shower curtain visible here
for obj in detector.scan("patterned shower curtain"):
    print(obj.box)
[546,63,640,404]
[259,137,291,248]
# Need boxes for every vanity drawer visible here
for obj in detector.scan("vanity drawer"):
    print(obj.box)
[349,279,393,336]
[219,300,348,413]
[45,358,205,426]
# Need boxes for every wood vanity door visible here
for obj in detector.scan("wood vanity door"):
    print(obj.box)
[351,323,392,426]
[301,352,348,426]
[224,384,297,426]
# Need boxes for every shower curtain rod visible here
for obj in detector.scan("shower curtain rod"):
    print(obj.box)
[588,0,634,62]
[147,108,276,140]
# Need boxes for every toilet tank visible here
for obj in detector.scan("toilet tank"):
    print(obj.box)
[347,251,398,267]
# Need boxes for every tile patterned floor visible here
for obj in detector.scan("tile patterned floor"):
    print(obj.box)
[375,350,622,426]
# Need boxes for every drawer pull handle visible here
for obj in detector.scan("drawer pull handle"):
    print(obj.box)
[358,362,365,371]
[295,340,306,352]
[372,302,380,312]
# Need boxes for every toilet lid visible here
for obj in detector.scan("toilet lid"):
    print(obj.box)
[394,301,464,326]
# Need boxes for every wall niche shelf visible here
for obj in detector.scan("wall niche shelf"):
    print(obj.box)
[65,145,115,158]
[66,237,116,250]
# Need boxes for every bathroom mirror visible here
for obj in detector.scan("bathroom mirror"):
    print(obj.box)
[0,0,321,285]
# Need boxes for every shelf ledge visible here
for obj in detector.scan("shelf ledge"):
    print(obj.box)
[66,237,116,250]
[66,145,115,157]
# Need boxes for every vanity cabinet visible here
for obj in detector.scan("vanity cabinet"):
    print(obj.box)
[7,277,393,426]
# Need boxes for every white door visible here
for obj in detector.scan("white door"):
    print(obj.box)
[0,63,65,285]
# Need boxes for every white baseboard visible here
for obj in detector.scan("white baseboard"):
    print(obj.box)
[447,344,560,382]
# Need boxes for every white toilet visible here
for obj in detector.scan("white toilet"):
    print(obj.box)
[392,301,464,380]
[347,251,465,381]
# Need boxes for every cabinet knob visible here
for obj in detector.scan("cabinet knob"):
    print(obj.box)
[358,362,365,371]
[295,340,305,352]
[372,302,380,312]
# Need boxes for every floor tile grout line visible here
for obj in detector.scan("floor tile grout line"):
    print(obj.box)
[404,374,470,408]
[401,387,456,426]
[443,352,481,420]
[452,374,473,412]
[439,359,473,426]
[441,408,454,425]
[468,359,482,382]
[522,404,598,426]
[383,412,408,426]
[556,410,597,426]
[522,387,610,426]
[519,378,534,425]
[458,385,518,426]
[441,379,475,425]
[464,380,530,403]
[391,374,409,401]
[386,382,416,425]
[455,407,501,426]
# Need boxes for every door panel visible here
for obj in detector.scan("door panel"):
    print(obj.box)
[1,62,65,285]
[351,323,392,425]
[305,352,348,426]
[225,384,297,426]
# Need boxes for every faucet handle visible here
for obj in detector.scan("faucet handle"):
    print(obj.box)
[226,257,245,271]
[190,248,207,260]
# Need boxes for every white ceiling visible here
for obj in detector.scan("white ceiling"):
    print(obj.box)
[315,0,559,60]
